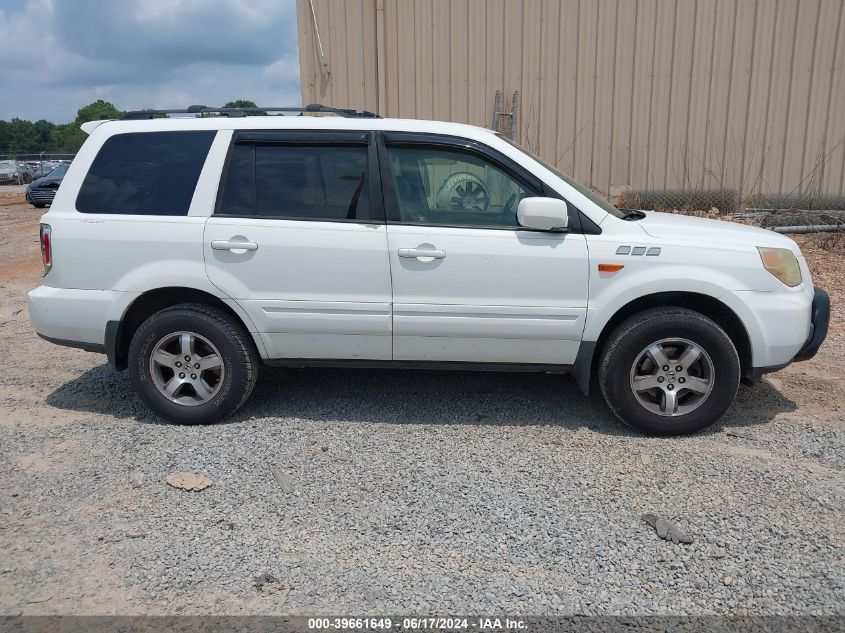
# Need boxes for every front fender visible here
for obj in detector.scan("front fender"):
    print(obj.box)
[584,268,758,342]
[583,238,778,343]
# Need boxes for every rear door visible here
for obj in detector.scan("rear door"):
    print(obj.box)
[380,133,589,365]
[204,131,392,360]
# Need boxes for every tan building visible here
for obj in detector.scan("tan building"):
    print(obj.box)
[298,0,845,206]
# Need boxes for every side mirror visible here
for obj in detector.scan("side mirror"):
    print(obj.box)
[516,197,569,231]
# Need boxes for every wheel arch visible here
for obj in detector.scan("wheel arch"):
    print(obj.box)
[574,291,752,395]
[106,286,260,371]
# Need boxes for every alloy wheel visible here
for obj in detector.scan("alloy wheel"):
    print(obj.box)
[149,331,225,406]
[629,337,715,417]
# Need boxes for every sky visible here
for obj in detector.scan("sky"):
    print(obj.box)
[0,0,301,123]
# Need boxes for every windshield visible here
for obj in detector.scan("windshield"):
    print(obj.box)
[45,163,69,179]
[496,134,625,219]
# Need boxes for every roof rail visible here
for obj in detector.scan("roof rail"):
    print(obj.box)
[120,103,381,120]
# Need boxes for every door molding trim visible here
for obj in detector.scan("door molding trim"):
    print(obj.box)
[262,358,573,373]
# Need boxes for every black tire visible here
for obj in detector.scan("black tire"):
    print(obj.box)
[128,303,259,424]
[598,307,740,436]
[33,203,46,208]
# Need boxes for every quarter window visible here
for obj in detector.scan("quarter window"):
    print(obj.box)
[218,143,371,221]
[387,146,540,227]
[76,131,214,215]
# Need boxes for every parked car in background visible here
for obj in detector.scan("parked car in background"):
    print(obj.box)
[0,161,15,184]
[26,161,64,180]
[0,160,30,185]
[25,163,68,207]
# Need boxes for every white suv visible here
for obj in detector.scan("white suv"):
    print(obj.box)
[28,105,829,435]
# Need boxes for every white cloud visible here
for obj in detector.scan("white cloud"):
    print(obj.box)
[263,55,301,85]
[0,0,300,122]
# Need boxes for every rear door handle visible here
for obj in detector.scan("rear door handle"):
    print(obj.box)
[398,248,446,260]
[211,240,258,252]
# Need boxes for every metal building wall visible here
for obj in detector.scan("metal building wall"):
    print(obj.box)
[298,0,845,200]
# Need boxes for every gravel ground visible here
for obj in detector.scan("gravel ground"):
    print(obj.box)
[0,190,843,615]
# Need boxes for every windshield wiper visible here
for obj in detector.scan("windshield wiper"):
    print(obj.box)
[620,209,646,221]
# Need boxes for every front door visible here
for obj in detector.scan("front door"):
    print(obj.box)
[381,134,589,365]
[204,131,392,360]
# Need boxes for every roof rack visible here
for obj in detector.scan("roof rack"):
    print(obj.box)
[120,103,381,120]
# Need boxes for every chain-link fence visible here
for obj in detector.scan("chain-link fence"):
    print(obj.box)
[0,152,76,161]
[616,189,741,214]
[616,187,845,237]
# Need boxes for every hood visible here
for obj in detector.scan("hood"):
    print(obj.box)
[29,172,64,189]
[636,210,798,252]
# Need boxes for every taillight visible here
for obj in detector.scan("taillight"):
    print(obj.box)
[40,224,52,276]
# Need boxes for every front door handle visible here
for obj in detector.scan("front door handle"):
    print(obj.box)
[398,248,446,260]
[211,239,258,252]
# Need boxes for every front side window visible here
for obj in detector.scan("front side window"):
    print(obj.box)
[218,143,371,221]
[76,131,214,215]
[387,146,539,227]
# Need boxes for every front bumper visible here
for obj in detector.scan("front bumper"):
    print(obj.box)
[26,187,57,206]
[746,286,829,381]
[793,287,830,362]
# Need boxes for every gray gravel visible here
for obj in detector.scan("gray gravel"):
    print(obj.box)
[0,282,843,615]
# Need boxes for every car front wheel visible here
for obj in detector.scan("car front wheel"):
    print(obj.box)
[128,303,258,424]
[598,307,740,435]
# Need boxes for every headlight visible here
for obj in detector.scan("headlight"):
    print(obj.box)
[757,247,802,287]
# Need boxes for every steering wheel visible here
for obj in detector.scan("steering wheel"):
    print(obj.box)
[497,193,518,225]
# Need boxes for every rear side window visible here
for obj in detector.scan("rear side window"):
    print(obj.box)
[217,143,371,221]
[76,131,215,215]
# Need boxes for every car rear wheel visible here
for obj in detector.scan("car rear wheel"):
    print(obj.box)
[598,307,740,436]
[128,303,258,424]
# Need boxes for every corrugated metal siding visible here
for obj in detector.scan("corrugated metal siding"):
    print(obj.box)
[298,0,845,198]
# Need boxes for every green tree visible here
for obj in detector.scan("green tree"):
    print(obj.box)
[31,120,54,147]
[7,118,43,155]
[0,119,53,156]
[0,120,10,155]
[224,99,256,109]
[52,100,124,153]
[50,124,82,154]
[200,100,266,117]
[74,99,122,124]
[0,99,123,156]
[223,100,266,116]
